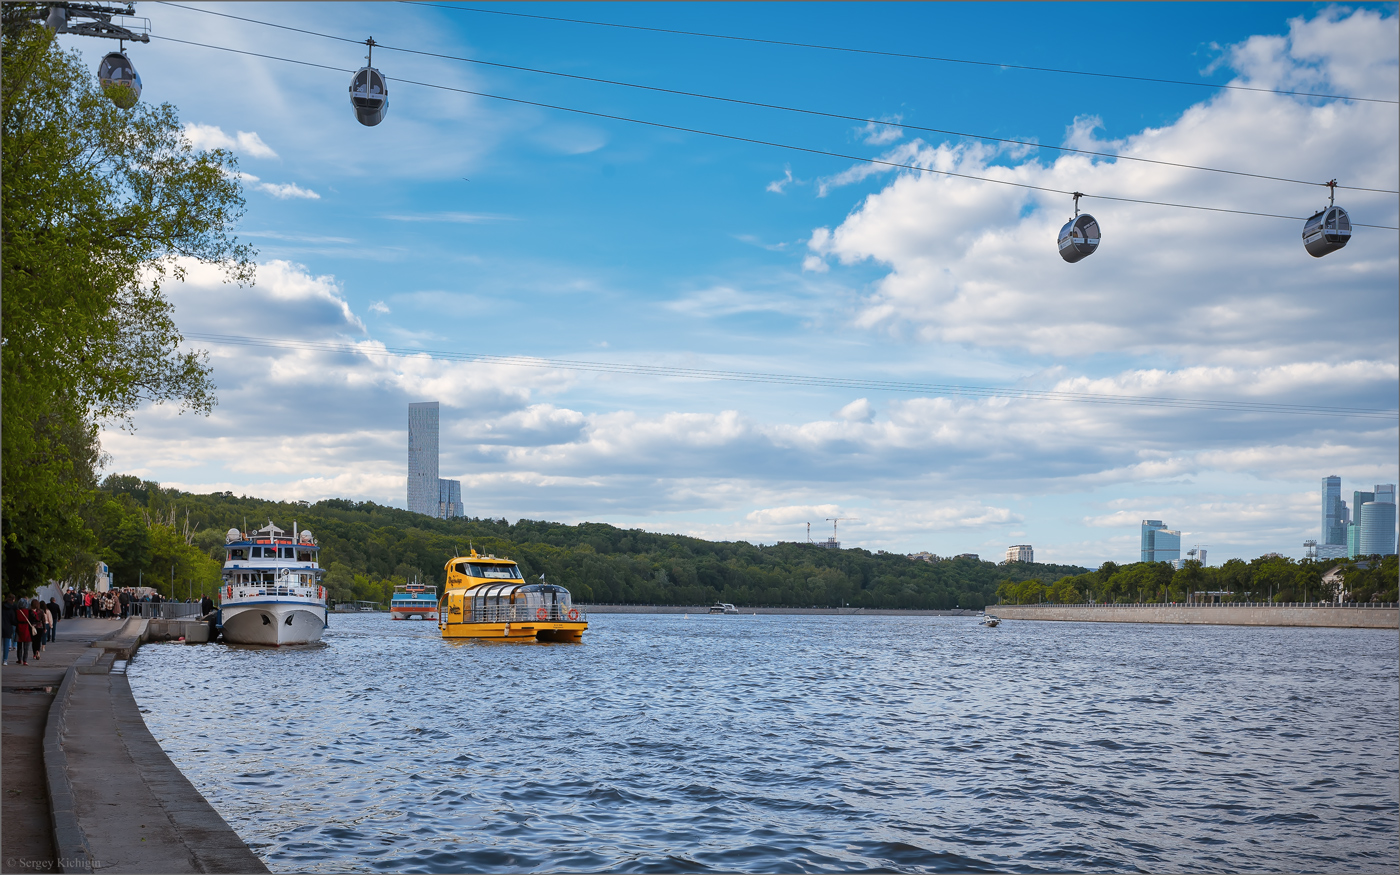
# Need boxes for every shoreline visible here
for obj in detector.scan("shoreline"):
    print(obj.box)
[0,617,266,874]
[992,602,1398,628]
[577,604,981,616]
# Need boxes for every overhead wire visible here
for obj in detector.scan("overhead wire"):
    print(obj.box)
[146,32,1400,231]
[400,0,1400,106]
[155,1,1399,195]
[181,333,1399,421]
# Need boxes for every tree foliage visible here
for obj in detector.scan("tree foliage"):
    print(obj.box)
[2,25,251,595]
[1003,554,1399,604]
[79,477,1089,609]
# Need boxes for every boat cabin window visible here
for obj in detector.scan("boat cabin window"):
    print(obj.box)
[280,547,294,559]
[297,550,313,562]
[228,548,247,561]
[467,563,522,579]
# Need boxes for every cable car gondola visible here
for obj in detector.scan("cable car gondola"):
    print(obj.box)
[97,49,142,108]
[1302,180,1351,258]
[349,38,388,126]
[1057,192,1100,264]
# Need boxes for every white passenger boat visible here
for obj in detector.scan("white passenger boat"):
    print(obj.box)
[708,602,739,614]
[219,521,328,645]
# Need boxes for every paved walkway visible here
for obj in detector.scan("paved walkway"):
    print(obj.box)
[2,618,266,874]
[3,618,114,872]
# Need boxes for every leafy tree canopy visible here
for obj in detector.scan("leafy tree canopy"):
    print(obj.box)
[2,24,252,595]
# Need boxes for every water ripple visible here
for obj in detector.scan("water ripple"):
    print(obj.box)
[128,614,1398,873]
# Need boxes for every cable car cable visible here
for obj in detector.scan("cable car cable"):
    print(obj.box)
[180,333,1399,421]
[153,1,1399,195]
[399,0,1400,106]
[147,34,1400,231]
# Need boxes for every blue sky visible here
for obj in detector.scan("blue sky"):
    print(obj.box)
[64,2,1398,564]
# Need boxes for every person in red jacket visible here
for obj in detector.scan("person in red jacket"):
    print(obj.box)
[13,601,34,665]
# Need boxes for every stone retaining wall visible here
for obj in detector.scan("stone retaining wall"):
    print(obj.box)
[993,604,1398,628]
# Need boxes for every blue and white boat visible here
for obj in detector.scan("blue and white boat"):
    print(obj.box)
[219,521,328,645]
[390,580,438,620]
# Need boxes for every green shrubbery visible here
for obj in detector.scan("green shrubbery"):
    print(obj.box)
[78,476,1088,608]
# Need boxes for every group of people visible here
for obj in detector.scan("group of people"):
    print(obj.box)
[60,587,168,620]
[2,593,61,666]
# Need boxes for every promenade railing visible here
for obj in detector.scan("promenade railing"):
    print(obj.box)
[129,601,205,619]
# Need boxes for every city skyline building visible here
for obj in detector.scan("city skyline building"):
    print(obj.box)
[1321,475,1348,547]
[1348,489,1374,559]
[408,402,468,520]
[439,478,463,520]
[408,402,439,517]
[1141,520,1181,563]
[1359,483,1397,557]
[1005,545,1034,563]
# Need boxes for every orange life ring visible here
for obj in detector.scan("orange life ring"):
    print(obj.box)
[536,607,548,621]
[567,608,580,621]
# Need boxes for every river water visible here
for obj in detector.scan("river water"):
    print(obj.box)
[128,613,1398,873]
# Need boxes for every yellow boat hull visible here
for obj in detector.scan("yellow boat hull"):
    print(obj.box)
[440,620,587,641]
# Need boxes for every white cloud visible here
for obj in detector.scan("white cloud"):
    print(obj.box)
[766,166,797,193]
[381,212,516,224]
[836,398,875,423]
[806,11,1399,368]
[368,301,390,315]
[235,171,320,201]
[182,123,278,159]
[856,117,904,145]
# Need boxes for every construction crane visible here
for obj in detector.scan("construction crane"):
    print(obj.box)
[822,518,855,550]
[1303,539,1317,561]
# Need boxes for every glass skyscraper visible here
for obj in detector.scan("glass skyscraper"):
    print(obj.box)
[439,478,463,519]
[1321,475,1348,547]
[1141,520,1181,563]
[408,402,440,517]
[1359,484,1397,557]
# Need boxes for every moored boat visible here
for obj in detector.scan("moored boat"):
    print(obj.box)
[438,551,586,641]
[390,580,438,620]
[708,602,739,614]
[219,521,328,645]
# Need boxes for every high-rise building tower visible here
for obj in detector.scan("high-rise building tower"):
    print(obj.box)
[1005,545,1034,563]
[439,478,463,519]
[1359,484,1397,557]
[1348,489,1375,558]
[1321,476,1348,547]
[1141,520,1181,563]
[408,402,440,516]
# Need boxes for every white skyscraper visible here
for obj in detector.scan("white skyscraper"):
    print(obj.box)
[408,402,439,516]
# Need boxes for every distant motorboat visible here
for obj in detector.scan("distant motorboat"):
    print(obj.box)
[708,602,739,614]
[979,615,1001,628]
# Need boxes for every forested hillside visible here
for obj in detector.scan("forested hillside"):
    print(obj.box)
[74,475,1088,609]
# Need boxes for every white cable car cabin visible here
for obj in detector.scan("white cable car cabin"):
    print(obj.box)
[1302,205,1351,258]
[97,51,142,108]
[348,66,388,127]
[1057,213,1101,264]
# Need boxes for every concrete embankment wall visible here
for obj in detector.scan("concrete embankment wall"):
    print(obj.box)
[994,604,1398,628]
[43,617,267,873]
[579,605,978,616]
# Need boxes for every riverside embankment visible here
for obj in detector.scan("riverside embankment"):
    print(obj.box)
[580,604,979,615]
[1,616,265,874]
[994,602,1398,628]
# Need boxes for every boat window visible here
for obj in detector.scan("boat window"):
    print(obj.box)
[297,550,313,562]
[279,547,292,559]
[228,548,246,561]
[469,564,522,579]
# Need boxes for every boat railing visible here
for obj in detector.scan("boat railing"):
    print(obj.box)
[467,604,586,623]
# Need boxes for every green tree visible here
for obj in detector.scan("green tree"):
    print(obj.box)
[2,25,251,596]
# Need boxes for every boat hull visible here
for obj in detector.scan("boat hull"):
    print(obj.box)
[221,601,327,645]
[440,620,586,641]
[390,608,439,620]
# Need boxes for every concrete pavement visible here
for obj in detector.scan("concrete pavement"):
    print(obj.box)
[1,617,266,874]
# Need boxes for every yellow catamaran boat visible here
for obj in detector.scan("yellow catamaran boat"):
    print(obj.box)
[438,551,587,641]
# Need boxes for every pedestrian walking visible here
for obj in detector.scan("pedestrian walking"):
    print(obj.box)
[2,594,16,665]
[47,598,61,643]
[83,590,93,618]
[29,599,48,660]
[14,600,34,665]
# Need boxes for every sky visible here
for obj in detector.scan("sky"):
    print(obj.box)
[59,2,1399,565]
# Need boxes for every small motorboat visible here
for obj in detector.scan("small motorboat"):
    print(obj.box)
[979,615,1001,628]
[708,602,739,614]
